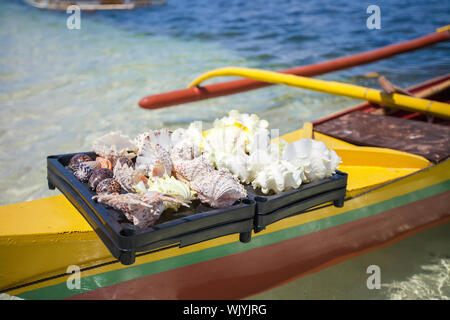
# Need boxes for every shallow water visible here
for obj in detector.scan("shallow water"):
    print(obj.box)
[0,0,449,300]
[246,222,450,300]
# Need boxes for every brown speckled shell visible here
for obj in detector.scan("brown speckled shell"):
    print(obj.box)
[96,178,122,195]
[116,157,134,169]
[68,154,93,171]
[73,162,94,183]
[88,168,113,190]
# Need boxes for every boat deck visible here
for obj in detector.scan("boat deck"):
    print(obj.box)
[315,111,450,163]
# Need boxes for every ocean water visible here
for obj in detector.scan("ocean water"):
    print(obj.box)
[0,0,449,299]
[247,222,450,300]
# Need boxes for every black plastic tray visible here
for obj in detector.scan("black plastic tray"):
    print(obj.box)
[245,171,347,232]
[47,152,256,265]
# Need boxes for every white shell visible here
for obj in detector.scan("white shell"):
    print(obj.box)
[134,129,172,154]
[283,139,341,182]
[171,122,203,158]
[134,129,173,179]
[251,160,303,194]
[135,143,172,179]
[92,131,137,161]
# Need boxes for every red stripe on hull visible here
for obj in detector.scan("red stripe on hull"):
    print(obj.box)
[69,191,450,300]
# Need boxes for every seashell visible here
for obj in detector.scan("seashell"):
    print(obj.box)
[170,123,204,157]
[68,154,93,171]
[96,178,122,195]
[251,160,303,194]
[211,110,270,154]
[135,143,172,180]
[201,111,278,183]
[203,126,247,156]
[282,139,341,183]
[146,175,196,211]
[92,131,137,164]
[206,127,285,185]
[88,168,113,190]
[93,193,160,228]
[96,156,113,170]
[213,151,253,183]
[82,160,100,171]
[115,156,134,169]
[214,109,269,134]
[113,160,146,193]
[171,151,247,208]
[92,191,189,229]
[134,129,172,154]
[73,162,94,183]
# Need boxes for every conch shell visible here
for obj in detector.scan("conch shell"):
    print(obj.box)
[170,122,203,157]
[113,160,147,193]
[93,191,189,229]
[171,144,247,208]
[134,129,172,154]
[135,143,172,179]
[135,129,173,179]
[92,131,137,164]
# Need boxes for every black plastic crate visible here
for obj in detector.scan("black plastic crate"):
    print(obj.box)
[47,152,256,265]
[245,171,347,232]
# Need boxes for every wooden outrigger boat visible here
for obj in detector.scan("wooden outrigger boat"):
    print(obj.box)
[0,29,449,300]
[24,0,166,11]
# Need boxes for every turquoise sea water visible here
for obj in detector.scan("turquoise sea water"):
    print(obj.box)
[0,0,449,299]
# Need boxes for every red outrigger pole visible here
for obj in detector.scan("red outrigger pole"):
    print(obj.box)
[138,30,450,109]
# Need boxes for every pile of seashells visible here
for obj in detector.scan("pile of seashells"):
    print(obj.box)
[67,110,341,229]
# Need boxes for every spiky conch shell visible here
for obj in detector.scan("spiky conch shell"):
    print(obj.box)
[134,129,173,180]
[170,122,203,156]
[113,160,147,193]
[92,131,137,166]
[134,128,173,154]
[282,139,341,183]
[171,144,247,208]
[135,143,172,180]
[93,192,189,229]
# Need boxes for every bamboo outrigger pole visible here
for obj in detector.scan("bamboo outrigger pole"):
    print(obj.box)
[188,67,450,119]
[139,27,450,109]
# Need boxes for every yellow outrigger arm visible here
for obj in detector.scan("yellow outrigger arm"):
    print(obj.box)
[189,67,450,119]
